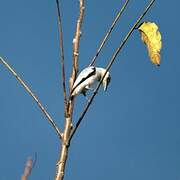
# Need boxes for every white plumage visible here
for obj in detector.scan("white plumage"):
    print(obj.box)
[71,66,111,99]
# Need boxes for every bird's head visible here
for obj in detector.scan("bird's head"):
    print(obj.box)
[102,72,111,91]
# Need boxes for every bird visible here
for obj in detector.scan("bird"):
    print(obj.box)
[70,66,111,100]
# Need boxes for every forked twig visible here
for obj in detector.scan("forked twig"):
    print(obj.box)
[89,0,130,66]
[0,57,63,139]
[68,0,156,143]
[56,0,68,113]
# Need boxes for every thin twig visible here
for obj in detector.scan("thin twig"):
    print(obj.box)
[56,0,68,114]
[32,152,38,169]
[21,157,33,180]
[89,0,130,66]
[68,0,156,143]
[0,57,63,140]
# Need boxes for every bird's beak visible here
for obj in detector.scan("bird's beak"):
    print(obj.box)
[104,84,107,91]
[103,81,109,91]
[103,75,111,91]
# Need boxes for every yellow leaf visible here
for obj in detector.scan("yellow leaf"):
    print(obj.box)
[138,22,162,66]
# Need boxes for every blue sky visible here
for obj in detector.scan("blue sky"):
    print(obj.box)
[0,0,179,180]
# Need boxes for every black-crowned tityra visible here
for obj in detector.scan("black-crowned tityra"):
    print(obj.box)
[70,66,111,100]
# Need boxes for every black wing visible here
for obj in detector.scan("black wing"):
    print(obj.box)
[71,66,96,95]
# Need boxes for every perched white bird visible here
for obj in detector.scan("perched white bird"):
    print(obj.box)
[70,66,111,100]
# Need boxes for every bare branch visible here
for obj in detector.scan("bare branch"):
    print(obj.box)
[56,0,68,114]
[67,0,85,118]
[0,57,63,140]
[89,0,130,66]
[21,157,33,180]
[68,0,156,143]
[55,1,85,180]
[69,0,85,91]
[55,117,71,180]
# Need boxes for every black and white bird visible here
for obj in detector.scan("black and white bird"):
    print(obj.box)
[70,66,111,100]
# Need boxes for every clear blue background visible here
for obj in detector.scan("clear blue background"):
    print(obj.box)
[0,0,179,179]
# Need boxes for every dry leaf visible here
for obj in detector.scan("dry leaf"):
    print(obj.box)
[138,22,162,66]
